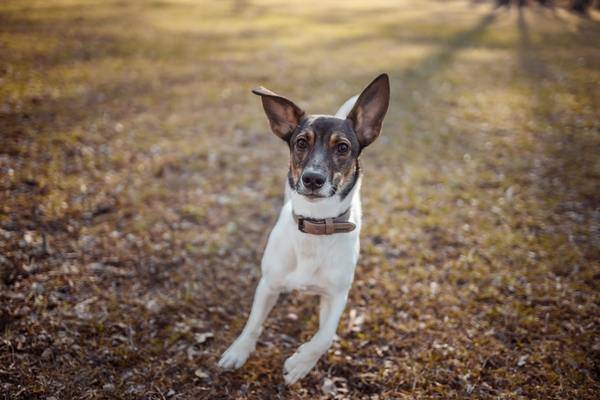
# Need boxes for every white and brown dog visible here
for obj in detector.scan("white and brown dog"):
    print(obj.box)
[218,74,390,384]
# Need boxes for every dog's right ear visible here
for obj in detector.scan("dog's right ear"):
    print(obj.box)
[252,87,305,142]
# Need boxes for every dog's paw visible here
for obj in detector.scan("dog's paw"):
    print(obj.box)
[283,349,320,385]
[218,340,253,370]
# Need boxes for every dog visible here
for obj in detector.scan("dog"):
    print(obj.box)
[218,74,390,384]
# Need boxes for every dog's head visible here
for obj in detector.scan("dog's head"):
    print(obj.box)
[253,74,390,200]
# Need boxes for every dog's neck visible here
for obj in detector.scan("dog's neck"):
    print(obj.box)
[286,175,361,219]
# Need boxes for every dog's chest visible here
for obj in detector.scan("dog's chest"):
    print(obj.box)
[281,234,354,294]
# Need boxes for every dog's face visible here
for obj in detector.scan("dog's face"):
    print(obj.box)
[286,116,358,199]
[253,74,390,200]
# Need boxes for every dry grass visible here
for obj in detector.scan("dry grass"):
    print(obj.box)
[1,0,599,398]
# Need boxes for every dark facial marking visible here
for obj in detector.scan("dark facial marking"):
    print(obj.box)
[288,116,360,197]
[339,159,360,200]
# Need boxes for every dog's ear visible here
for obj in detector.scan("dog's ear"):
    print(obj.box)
[252,87,305,142]
[346,73,390,148]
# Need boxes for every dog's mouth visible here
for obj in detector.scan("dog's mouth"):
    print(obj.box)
[302,193,327,201]
[296,185,338,200]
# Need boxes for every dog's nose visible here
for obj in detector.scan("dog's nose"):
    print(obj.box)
[301,171,326,190]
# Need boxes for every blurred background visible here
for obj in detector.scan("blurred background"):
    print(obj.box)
[1,0,599,398]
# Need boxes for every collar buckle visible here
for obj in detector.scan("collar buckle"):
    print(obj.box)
[297,216,306,233]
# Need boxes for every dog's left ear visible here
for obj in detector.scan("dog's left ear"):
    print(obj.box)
[252,87,305,142]
[346,73,390,148]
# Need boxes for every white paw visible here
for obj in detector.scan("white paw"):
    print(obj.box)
[283,349,320,385]
[218,339,253,370]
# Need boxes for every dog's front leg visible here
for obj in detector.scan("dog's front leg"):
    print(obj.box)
[283,290,348,384]
[319,295,332,329]
[218,278,279,369]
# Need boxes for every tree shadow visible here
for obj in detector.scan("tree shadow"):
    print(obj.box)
[0,7,139,68]
[515,6,599,263]
[403,11,498,80]
[322,8,503,58]
[382,9,500,161]
[0,9,263,70]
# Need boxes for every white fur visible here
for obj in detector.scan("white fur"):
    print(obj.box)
[334,94,359,118]
[218,99,363,385]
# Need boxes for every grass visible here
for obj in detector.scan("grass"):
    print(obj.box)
[1,0,599,398]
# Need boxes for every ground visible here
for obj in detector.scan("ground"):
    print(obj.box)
[0,0,599,399]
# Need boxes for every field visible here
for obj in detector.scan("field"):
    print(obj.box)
[1,0,599,398]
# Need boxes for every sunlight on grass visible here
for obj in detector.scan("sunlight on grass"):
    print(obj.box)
[1,0,599,398]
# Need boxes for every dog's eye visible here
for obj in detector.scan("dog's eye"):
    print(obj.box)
[296,138,308,150]
[336,143,349,154]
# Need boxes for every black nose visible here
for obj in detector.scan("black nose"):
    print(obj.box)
[301,171,326,190]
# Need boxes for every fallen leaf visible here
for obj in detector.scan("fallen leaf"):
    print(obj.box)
[194,369,209,379]
[517,355,529,367]
[194,332,214,344]
[321,378,337,396]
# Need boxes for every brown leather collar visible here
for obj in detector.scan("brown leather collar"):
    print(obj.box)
[292,208,356,235]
